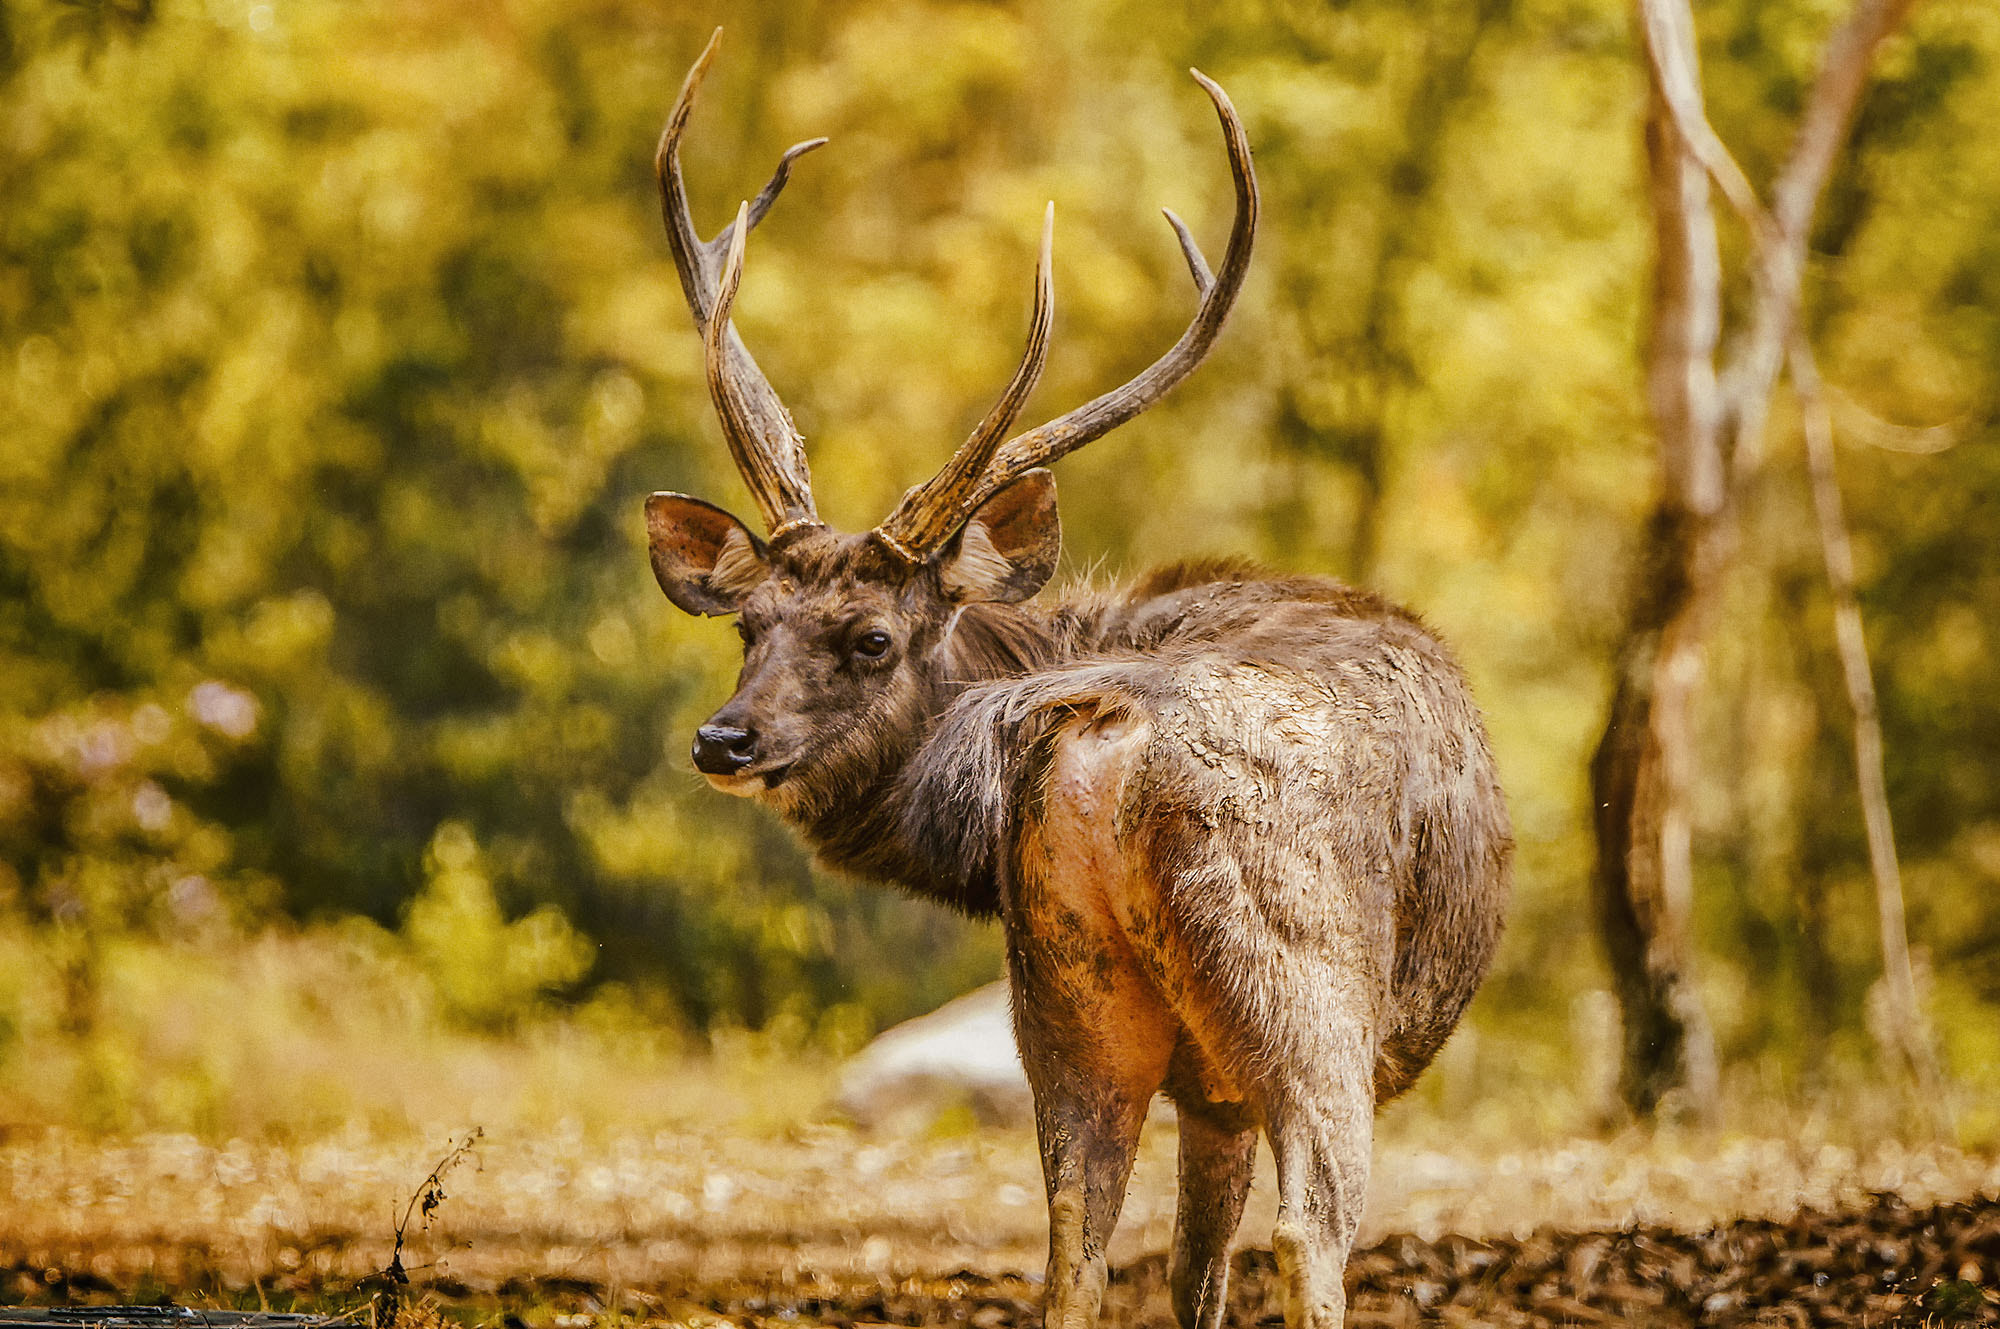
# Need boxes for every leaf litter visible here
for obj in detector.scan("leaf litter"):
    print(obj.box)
[2,1124,1996,1326]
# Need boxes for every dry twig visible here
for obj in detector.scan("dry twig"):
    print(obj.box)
[377,1128,483,1328]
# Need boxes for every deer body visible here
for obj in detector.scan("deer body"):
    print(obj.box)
[643,33,1510,1329]
[917,563,1507,1329]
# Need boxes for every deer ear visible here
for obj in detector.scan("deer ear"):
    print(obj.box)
[938,469,1060,605]
[645,492,772,616]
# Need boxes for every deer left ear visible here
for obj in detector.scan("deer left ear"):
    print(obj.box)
[938,469,1060,604]
[645,492,772,616]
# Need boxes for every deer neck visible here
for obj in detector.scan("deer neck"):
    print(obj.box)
[786,599,1062,915]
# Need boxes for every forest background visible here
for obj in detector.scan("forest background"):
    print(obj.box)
[0,0,1996,1146]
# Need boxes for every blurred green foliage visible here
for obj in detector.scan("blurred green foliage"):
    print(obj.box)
[0,0,1995,1115]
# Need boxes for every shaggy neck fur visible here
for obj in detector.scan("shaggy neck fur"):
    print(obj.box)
[781,596,1061,914]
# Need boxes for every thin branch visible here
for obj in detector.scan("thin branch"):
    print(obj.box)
[1789,336,1947,1128]
[1770,0,1923,243]
[1636,0,1779,258]
[1720,0,1921,474]
[1830,385,1977,454]
[379,1127,484,1327]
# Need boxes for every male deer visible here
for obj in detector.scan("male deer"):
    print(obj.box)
[644,31,1511,1329]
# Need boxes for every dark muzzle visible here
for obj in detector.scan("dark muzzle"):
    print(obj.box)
[692,723,757,776]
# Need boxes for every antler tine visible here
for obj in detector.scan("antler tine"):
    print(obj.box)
[705,204,768,497]
[956,68,1258,521]
[655,27,824,536]
[746,137,830,231]
[874,203,1057,561]
[1161,208,1214,294]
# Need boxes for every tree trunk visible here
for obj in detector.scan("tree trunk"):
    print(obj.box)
[1596,0,1916,1119]
[1590,26,1726,1121]
[1590,507,1720,1118]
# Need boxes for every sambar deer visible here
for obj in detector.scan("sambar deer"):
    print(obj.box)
[644,31,1510,1329]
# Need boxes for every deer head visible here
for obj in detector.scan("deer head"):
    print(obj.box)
[644,29,1257,812]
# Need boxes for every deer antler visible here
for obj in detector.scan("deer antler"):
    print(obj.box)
[872,69,1258,562]
[873,204,1056,561]
[658,28,825,537]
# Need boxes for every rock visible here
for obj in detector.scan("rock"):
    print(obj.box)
[835,982,1034,1129]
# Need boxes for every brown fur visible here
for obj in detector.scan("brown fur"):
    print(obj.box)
[645,42,1500,1322]
[651,508,1511,1329]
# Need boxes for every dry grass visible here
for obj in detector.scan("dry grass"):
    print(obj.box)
[5,1109,1998,1299]
[0,922,836,1141]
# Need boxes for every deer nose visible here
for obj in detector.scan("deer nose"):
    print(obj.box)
[692,723,757,776]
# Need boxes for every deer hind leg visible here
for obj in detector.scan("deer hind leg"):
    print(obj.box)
[1263,1024,1374,1329]
[1139,833,1385,1329]
[1169,991,1373,1329]
[1167,1094,1257,1329]
[1010,943,1171,1329]
[1012,708,1176,1329]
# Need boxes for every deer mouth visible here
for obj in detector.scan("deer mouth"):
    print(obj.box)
[702,770,759,797]
[702,759,796,797]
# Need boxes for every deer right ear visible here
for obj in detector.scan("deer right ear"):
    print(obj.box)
[645,493,772,616]
[937,469,1060,605]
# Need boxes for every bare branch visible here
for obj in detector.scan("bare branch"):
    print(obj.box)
[1720,0,1922,474]
[1831,386,1977,454]
[1771,0,1922,243]
[1789,333,1947,1127]
[1636,0,1778,256]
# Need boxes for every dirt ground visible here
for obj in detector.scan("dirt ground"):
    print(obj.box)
[4,1117,1999,1326]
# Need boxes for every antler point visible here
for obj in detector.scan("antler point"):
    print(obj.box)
[665,33,822,536]
[1189,68,1234,115]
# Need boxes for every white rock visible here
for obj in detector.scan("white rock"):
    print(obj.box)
[835,981,1034,1128]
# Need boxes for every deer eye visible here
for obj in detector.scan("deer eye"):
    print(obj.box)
[853,629,892,660]
[735,621,755,647]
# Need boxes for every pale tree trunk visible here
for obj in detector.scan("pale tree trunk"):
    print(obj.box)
[1589,24,1726,1116]
[1593,0,1920,1119]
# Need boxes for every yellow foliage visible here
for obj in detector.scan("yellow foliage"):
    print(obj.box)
[403,822,595,1031]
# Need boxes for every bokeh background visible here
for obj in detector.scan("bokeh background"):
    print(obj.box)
[0,0,1995,1142]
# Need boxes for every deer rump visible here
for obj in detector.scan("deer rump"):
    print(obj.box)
[904,569,1511,1118]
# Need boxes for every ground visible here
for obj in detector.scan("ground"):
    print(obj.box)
[4,1111,1999,1327]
